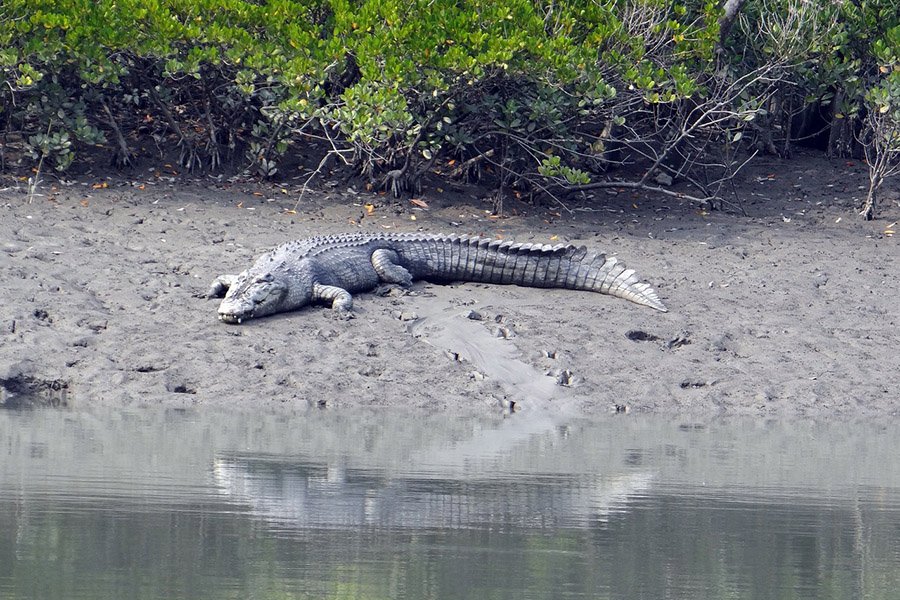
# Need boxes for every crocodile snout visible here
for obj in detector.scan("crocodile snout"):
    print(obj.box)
[218,312,245,324]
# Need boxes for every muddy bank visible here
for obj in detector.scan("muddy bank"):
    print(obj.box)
[1,152,898,417]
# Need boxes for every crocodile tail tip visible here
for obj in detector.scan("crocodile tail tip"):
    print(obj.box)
[617,281,668,312]
[647,297,668,312]
[626,293,668,312]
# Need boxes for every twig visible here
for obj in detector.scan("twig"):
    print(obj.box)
[471,143,575,214]
[563,180,715,208]
[291,151,337,213]
[100,97,134,167]
[27,120,51,203]
[148,85,195,168]
[27,152,45,204]
[290,121,353,212]
[204,98,221,170]
[449,148,495,179]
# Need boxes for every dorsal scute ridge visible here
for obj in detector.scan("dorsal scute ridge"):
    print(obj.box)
[588,251,610,267]
[568,246,588,262]
[271,232,591,263]
[477,239,577,257]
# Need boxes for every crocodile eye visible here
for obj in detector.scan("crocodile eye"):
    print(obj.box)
[255,273,274,284]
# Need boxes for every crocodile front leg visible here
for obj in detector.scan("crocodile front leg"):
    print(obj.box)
[208,274,239,298]
[313,282,354,318]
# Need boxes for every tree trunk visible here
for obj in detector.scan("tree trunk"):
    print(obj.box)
[860,174,881,221]
[826,89,853,158]
[716,0,749,60]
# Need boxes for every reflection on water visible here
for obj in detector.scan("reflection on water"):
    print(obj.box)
[214,456,653,530]
[1,408,899,600]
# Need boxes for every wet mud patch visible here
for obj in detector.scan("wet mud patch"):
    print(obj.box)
[407,299,569,410]
[626,329,661,342]
[0,373,70,408]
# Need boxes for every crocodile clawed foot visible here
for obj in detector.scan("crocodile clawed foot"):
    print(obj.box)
[374,284,408,298]
[333,308,356,321]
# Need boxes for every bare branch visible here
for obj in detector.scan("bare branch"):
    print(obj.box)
[563,180,714,208]
[718,0,749,55]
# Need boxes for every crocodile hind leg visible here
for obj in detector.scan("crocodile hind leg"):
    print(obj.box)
[312,282,355,318]
[371,249,413,286]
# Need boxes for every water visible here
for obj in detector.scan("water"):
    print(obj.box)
[1,408,899,600]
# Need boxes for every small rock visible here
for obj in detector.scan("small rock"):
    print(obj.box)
[334,308,355,321]
[498,397,517,412]
[654,172,674,186]
[665,332,691,350]
[381,286,407,298]
[708,334,731,352]
[492,326,515,339]
[755,390,774,404]
[79,319,108,332]
[169,383,196,394]
[470,371,485,381]
[315,328,338,341]
[813,273,829,288]
[465,310,483,321]
[392,310,419,322]
[358,364,380,377]
[680,378,716,389]
[556,369,575,386]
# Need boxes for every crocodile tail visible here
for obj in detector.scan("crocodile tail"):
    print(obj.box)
[440,237,667,312]
[578,251,668,312]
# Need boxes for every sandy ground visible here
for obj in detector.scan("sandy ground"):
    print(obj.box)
[1,151,898,417]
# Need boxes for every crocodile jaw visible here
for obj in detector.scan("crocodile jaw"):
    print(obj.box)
[217,308,246,324]
[217,297,256,324]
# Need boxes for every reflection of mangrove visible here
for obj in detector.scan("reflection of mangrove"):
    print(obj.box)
[4,485,896,600]
[213,456,653,530]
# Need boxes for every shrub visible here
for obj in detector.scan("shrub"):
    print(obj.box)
[0,0,896,216]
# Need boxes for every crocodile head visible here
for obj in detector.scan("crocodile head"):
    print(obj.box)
[217,270,290,324]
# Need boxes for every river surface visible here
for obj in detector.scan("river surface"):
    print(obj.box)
[1,407,899,599]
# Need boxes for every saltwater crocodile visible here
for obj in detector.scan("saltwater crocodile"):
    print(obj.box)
[210,232,667,323]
